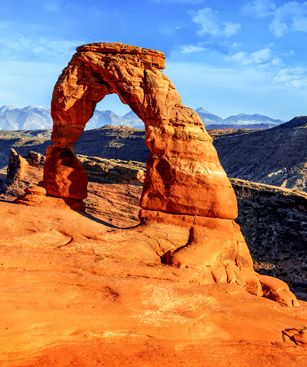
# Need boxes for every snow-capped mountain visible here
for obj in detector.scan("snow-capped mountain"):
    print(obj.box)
[87,110,142,129]
[86,110,124,129]
[195,108,223,125]
[195,108,284,128]
[0,105,143,130]
[0,105,52,130]
[121,111,143,128]
[0,105,284,131]
[222,113,284,126]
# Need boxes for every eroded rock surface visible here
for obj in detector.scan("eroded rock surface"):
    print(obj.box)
[0,201,306,367]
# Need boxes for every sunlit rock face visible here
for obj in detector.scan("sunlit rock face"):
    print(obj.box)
[44,42,236,219]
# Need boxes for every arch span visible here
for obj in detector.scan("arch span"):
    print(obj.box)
[43,42,237,220]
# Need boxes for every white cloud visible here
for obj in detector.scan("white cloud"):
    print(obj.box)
[242,0,276,17]
[270,1,307,36]
[226,45,307,92]
[158,24,182,37]
[192,7,241,37]
[181,44,205,53]
[228,47,281,66]
[273,66,307,89]
[193,8,219,36]
[0,31,82,60]
[166,60,307,120]
[270,17,289,37]
[292,15,307,31]
[223,22,241,37]
[244,1,307,36]
[231,42,243,48]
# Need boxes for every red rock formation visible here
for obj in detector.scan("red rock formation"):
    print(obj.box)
[6,148,28,185]
[45,43,236,219]
[0,201,306,367]
[36,43,298,305]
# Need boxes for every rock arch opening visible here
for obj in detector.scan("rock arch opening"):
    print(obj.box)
[86,94,142,130]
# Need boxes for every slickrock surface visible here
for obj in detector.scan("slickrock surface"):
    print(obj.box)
[0,152,143,229]
[0,153,306,365]
[0,200,307,367]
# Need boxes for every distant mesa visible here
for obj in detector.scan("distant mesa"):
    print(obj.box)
[195,108,223,125]
[222,113,284,126]
[214,115,307,192]
[0,105,144,131]
[277,116,307,129]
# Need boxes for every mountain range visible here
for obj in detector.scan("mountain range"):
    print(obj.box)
[0,105,284,130]
[195,108,284,129]
[0,105,52,130]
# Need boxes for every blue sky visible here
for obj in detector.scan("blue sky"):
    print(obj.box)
[1,0,307,120]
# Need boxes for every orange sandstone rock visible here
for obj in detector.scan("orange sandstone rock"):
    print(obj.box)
[6,148,28,185]
[44,42,236,219]
[0,201,306,367]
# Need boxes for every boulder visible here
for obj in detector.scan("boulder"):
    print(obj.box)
[6,148,28,185]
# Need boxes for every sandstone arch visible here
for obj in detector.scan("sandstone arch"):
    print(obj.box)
[43,43,236,219]
[41,43,298,306]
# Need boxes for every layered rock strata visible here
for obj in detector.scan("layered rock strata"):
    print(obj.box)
[30,42,298,305]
